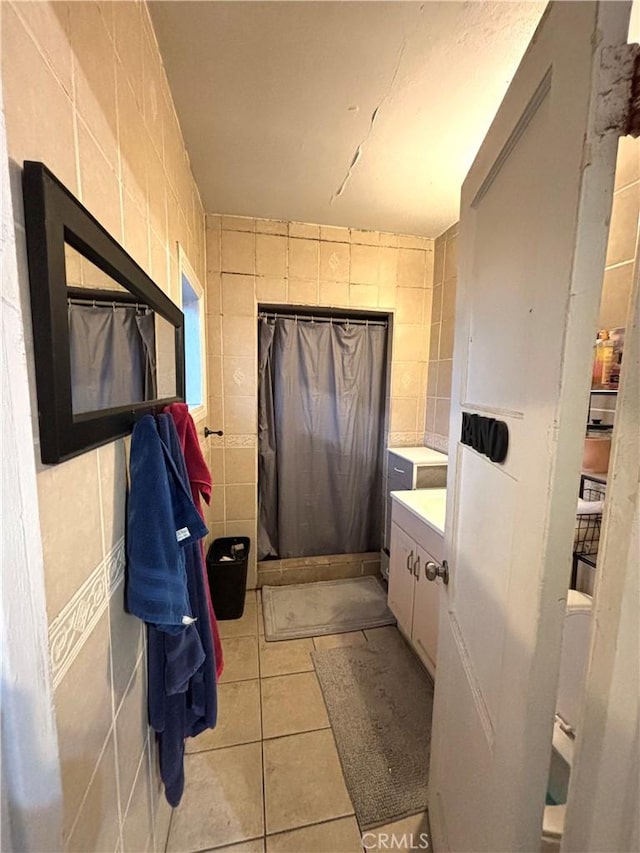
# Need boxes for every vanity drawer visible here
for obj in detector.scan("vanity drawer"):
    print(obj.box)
[388,452,414,490]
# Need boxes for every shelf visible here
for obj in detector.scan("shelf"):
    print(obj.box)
[590,388,618,396]
[573,554,597,570]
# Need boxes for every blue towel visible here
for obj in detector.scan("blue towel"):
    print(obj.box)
[126,415,207,631]
[145,415,218,806]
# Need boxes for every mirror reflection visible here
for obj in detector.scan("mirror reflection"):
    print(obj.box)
[65,243,177,415]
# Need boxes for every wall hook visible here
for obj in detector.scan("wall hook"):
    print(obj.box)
[204,427,224,438]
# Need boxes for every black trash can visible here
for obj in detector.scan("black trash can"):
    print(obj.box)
[206,537,250,620]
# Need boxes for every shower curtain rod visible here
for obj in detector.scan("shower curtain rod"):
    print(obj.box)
[259,311,387,328]
[68,296,151,311]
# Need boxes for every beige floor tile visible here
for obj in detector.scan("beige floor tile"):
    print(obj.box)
[266,816,362,853]
[263,729,353,835]
[202,839,265,853]
[312,631,368,651]
[362,812,430,850]
[186,680,261,752]
[261,671,329,739]
[364,625,402,646]
[218,602,259,639]
[219,636,259,683]
[258,637,314,678]
[167,743,264,852]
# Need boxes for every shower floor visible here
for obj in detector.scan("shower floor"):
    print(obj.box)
[257,551,381,588]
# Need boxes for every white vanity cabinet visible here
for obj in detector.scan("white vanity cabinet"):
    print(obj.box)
[383,447,448,556]
[388,523,417,636]
[388,489,446,678]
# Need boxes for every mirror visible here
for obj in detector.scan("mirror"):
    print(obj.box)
[23,161,185,464]
[64,244,177,415]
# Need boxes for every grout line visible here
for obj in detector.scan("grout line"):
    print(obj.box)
[164,804,174,853]
[613,175,640,193]
[186,733,263,757]
[261,721,332,743]
[264,810,356,840]
[185,834,265,853]
[258,665,315,680]
[604,257,638,272]
[147,735,159,853]
[122,737,151,826]
[257,725,334,747]
[259,667,317,680]
[113,648,145,721]
[107,591,124,851]
[65,720,118,846]
[256,599,268,841]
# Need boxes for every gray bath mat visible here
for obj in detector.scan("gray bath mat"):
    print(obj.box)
[261,576,395,641]
[312,629,434,830]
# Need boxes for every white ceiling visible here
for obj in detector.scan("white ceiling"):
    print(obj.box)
[150,1,546,237]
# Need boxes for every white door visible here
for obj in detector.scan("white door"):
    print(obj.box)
[411,544,439,677]
[388,521,415,636]
[428,3,634,851]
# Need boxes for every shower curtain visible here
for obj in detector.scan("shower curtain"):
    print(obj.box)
[258,316,387,560]
[69,303,157,414]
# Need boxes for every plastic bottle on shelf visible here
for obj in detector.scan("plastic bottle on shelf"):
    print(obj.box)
[607,327,625,390]
[592,330,614,389]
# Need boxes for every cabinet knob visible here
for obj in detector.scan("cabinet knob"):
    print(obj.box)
[425,559,449,585]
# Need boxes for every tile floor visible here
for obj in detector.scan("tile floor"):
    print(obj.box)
[166,590,430,853]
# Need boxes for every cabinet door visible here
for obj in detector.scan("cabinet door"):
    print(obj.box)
[388,522,416,636]
[411,544,440,677]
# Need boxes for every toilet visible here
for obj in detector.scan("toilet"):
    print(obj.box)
[541,590,593,848]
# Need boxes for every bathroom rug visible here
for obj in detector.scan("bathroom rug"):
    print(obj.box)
[261,575,395,641]
[312,627,433,830]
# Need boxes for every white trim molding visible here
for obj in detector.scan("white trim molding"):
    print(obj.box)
[177,242,208,424]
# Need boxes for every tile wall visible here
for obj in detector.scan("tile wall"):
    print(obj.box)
[424,223,457,452]
[204,215,435,588]
[599,136,640,330]
[1,2,206,850]
[257,552,382,588]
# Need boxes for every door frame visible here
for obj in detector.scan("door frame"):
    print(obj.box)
[429,2,635,850]
[0,93,63,849]
[562,217,639,851]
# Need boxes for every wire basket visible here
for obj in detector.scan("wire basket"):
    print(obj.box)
[574,512,602,557]
[574,478,605,558]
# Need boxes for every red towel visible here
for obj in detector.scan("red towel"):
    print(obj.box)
[164,403,224,679]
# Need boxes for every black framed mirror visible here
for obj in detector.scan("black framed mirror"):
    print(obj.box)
[22,161,185,464]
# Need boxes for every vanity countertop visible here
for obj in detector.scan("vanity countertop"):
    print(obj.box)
[388,446,448,466]
[391,488,447,536]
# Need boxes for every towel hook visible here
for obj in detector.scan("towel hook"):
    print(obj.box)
[204,427,224,438]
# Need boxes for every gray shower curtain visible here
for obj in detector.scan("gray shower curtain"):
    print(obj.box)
[258,317,387,560]
[69,304,157,414]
